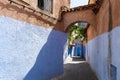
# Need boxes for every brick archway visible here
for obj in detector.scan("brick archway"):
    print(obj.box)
[63,9,96,31]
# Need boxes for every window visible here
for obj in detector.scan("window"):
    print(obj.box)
[38,0,52,12]
[38,0,44,10]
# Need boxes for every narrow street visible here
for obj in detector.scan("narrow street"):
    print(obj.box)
[52,57,98,80]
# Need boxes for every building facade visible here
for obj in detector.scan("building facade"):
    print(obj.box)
[0,0,69,80]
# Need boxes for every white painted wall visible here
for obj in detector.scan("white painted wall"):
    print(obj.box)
[0,16,67,80]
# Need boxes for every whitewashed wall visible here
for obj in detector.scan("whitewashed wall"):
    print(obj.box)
[111,26,120,80]
[87,26,120,80]
[87,32,109,80]
[0,16,67,80]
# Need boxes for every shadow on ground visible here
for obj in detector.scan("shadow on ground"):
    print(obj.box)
[72,56,85,61]
[52,57,98,80]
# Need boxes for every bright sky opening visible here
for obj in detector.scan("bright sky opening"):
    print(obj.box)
[70,0,89,8]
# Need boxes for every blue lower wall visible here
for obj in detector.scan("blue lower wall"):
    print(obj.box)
[87,32,109,80]
[111,27,120,80]
[0,16,67,80]
[86,26,120,80]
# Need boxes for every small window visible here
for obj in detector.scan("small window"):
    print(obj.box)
[38,0,52,12]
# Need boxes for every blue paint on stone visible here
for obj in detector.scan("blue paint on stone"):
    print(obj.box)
[82,45,86,58]
[87,26,120,80]
[110,64,117,80]
[0,16,67,80]
[111,26,120,80]
[87,32,109,80]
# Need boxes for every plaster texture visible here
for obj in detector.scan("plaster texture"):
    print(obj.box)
[0,16,67,80]
[87,32,109,80]
[111,26,120,80]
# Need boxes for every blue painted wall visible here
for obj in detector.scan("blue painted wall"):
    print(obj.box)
[82,45,86,58]
[86,26,120,80]
[86,32,109,80]
[0,16,67,80]
[111,27,120,80]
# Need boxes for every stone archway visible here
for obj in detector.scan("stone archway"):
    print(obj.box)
[64,20,97,61]
[63,9,96,32]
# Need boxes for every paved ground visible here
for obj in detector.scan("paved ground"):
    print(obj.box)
[51,56,98,80]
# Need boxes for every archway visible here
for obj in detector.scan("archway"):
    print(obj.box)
[64,21,89,61]
[63,20,97,61]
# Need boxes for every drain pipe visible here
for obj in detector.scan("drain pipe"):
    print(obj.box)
[108,0,112,79]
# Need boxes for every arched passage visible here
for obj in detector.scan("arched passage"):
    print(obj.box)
[63,9,97,31]
[63,22,88,60]
[63,20,97,61]
[62,6,98,61]
[65,21,88,32]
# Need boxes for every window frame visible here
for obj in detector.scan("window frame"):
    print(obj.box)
[38,0,53,13]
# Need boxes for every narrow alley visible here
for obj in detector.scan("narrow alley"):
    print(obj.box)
[52,57,98,80]
[1,0,119,80]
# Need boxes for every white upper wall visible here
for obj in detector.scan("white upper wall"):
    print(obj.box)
[70,0,89,8]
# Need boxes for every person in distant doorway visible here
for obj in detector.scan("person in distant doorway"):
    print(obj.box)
[68,45,72,57]
[68,40,75,57]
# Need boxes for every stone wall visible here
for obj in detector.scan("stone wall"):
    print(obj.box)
[89,0,96,4]
[63,9,96,31]
[15,0,70,18]
[0,0,69,31]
